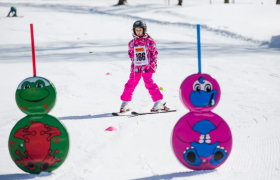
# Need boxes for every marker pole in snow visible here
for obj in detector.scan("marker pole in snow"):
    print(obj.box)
[30,24,37,76]
[197,24,201,73]
[173,26,232,171]
[9,24,69,174]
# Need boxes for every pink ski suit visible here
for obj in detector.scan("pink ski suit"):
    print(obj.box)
[120,34,163,102]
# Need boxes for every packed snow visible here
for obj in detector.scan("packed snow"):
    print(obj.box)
[0,0,280,180]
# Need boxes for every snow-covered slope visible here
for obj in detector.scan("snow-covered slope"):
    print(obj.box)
[0,1,280,180]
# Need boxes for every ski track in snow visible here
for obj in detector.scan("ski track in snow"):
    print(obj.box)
[0,2,270,45]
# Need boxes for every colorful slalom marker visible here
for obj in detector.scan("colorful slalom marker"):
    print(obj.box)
[171,24,232,170]
[8,24,70,174]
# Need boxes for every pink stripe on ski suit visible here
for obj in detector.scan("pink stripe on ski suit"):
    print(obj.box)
[121,34,163,102]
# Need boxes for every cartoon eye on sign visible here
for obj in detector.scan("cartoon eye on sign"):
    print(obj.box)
[180,74,221,112]
[193,78,213,93]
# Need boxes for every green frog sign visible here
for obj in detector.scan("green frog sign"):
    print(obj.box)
[16,77,56,115]
[8,24,69,174]
[9,76,69,174]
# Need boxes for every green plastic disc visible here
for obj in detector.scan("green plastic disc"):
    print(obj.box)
[8,115,69,174]
[15,76,56,115]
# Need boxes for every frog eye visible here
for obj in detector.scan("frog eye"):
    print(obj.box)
[24,84,30,89]
[204,84,212,92]
[194,84,201,91]
[36,83,44,88]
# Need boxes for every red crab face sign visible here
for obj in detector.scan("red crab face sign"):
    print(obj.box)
[8,115,69,174]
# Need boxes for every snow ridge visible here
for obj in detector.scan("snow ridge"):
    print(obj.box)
[0,3,269,45]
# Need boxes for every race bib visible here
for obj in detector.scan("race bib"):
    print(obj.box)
[134,46,148,66]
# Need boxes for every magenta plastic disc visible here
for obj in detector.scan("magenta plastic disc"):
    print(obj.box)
[180,73,221,112]
[172,111,232,170]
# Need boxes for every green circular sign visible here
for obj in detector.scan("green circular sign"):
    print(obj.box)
[8,115,69,174]
[15,76,56,115]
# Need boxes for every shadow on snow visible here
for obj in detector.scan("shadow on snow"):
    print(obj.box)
[0,173,52,180]
[58,113,115,120]
[132,170,216,180]
[0,40,278,62]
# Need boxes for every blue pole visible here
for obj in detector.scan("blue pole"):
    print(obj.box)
[197,24,201,73]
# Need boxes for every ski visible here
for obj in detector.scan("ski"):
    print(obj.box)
[112,110,130,116]
[131,109,177,116]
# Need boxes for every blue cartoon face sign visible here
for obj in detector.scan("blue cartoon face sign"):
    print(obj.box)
[190,77,218,107]
[180,73,221,112]
[172,112,232,170]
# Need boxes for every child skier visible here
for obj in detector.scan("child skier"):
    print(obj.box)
[7,6,17,17]
[119,20,168,113]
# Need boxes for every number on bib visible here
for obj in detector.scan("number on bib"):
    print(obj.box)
[136,53,146,61]
[134,46,148,66]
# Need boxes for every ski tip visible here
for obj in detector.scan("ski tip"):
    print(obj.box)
[112,110,130,116]
[131,112,139,115]
[131,109,177,116]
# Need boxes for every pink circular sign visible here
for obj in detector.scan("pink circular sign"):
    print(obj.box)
[180,73,221,112]
[172,112,232,170]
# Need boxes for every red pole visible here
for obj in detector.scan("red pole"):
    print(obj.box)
[30,24,37,76]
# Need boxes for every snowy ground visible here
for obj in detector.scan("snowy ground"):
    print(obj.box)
[0,0,280,180]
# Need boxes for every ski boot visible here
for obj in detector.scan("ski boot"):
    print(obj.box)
[151,100,169,112]
[120,101,130,113]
